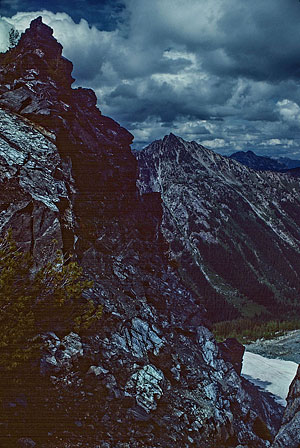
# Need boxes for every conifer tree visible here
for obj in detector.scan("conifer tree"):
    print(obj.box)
[8,27,20,49]
[0,230,102,371]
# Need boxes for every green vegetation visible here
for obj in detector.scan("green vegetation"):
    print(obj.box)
[213,317,300,344]
[0,230,102,371]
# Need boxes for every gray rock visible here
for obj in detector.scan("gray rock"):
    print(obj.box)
[40,332,83,374]
[0,107,73,265]
[87,365,109,377]
[128,405,152,421]
[17,438,36,448]
[272,366,300,447]
[111,317,164,359]
[218,338,245,375]
[125,364,164,413]
[60,332,83,360]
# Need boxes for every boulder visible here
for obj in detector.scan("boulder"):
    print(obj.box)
[218,337,245,375]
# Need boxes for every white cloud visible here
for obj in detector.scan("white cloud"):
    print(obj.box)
[0,18,16,52]
[0,10,119,83]
[261,138,296,148]
[201,138,226,149]
[267,139,281,145]
[277,99,300,124]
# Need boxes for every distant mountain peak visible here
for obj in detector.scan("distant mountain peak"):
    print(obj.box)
[229,150,300,173]
[229,150,285,171]
[163,132,183,144]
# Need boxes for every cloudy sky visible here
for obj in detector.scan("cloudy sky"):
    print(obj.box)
[1,0,300,157]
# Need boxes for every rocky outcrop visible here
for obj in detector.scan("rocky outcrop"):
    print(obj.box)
[135,134,300,322]
[0,106,73,265]
[0,18,284,447]
[0,16,138,262]
[218,338,245,375]
[272,366,300,447]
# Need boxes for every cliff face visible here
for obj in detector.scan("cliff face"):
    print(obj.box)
[0,18,283,448]
[136,134,300,322]
[272,366,300,448]
[0,16,138,261]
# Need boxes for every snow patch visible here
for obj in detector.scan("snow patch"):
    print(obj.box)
[242,351,298,406]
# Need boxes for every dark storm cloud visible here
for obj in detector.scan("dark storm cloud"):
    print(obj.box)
[105,73,234,124]
[1,0,300,156]
[214,0,300,81]
[0,0,125,30]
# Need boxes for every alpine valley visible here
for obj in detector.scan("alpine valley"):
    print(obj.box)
[0,17,299,448]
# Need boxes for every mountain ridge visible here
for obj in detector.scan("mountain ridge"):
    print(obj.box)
[136,133,300,322]
[229,150,300,175]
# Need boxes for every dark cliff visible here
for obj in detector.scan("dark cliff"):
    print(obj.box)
[272,366,300,448]
[0,18,283,448]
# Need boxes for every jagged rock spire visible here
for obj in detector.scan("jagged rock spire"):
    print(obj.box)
[0,16,74,90]
[0,17,134,150]
[20,16,61,54]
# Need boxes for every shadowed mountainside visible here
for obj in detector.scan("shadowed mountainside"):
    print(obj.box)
[136,134,300,322]
[229,151,300,178]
